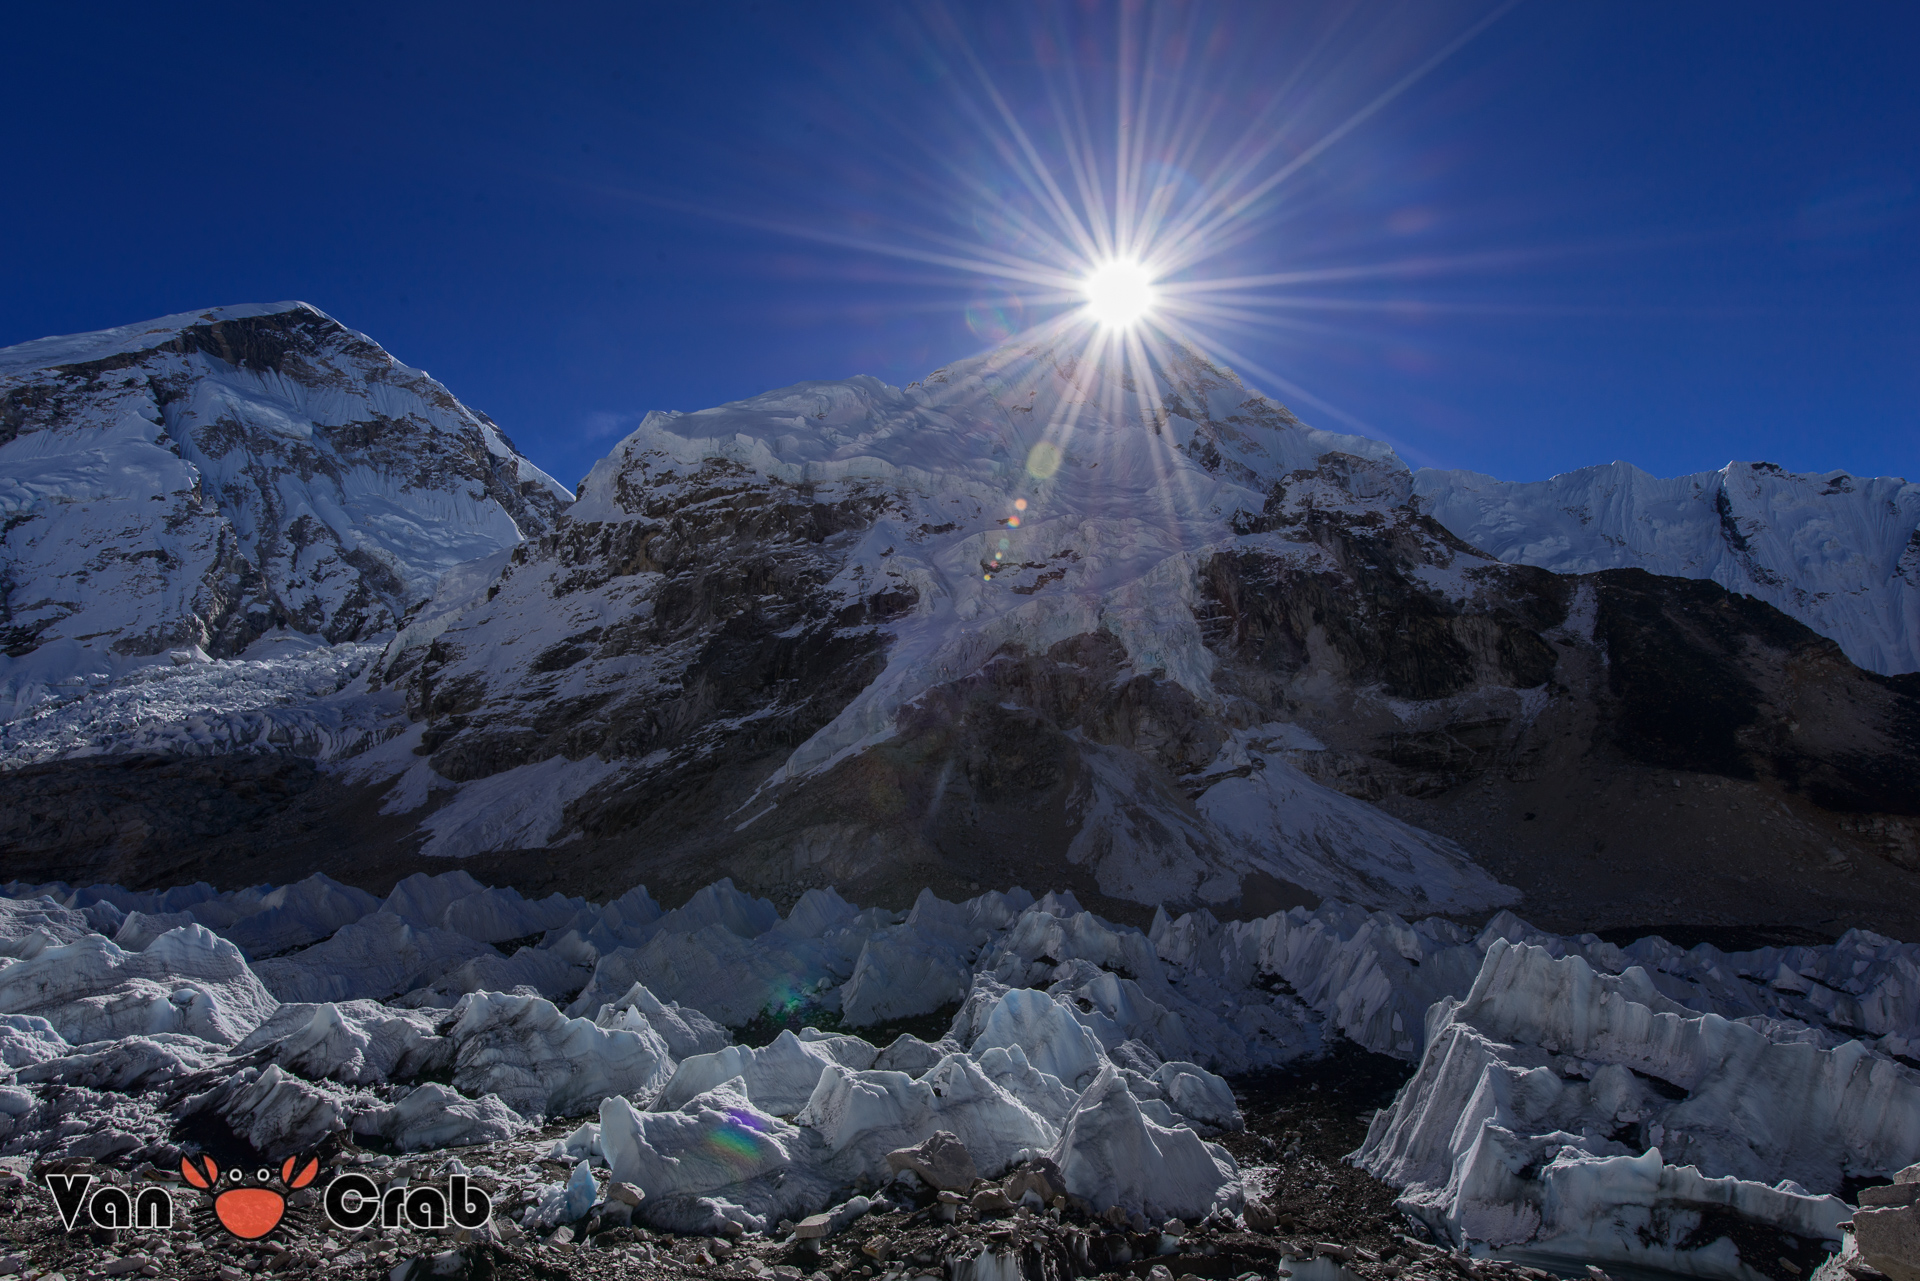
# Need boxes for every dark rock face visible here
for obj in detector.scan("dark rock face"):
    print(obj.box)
[1592,569,1920,815]
[659,631,1235,917]
[1196,526,1920,823]
[386,467,905,801]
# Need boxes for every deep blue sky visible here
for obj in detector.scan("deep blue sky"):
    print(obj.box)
[3,1,1915,490]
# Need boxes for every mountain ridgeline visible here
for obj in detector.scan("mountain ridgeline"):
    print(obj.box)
[0,306,1915,940]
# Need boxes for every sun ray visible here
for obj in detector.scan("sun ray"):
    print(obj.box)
[613,2,1566,458]
[1167,1,1528,256]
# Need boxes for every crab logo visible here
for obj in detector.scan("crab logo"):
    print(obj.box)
[179,1155,320,1240]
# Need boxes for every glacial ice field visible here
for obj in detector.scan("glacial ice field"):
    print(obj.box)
[0,869,1913,1275]
[0,635,395,764]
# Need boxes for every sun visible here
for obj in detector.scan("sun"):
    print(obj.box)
[1081,259,1157,330]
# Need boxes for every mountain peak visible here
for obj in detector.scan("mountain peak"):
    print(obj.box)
[0,303,570,714]
[0,301,329,377]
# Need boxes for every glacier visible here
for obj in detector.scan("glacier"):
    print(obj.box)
[0,869,1910,1276]
[2,307,1916,1279]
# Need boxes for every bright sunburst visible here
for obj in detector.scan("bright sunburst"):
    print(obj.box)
[791,2,1524,446]
[1082,259,1157,330]
[649,3,1528,449]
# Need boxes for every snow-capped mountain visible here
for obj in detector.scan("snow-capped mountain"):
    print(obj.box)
[0,303,570,721]
[1414,460,1920,676]
[2,310,1915,934]
[365,342,1542,916]
[356,340,1918,924]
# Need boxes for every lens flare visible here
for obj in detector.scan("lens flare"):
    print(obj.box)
[1082,259,1157,329]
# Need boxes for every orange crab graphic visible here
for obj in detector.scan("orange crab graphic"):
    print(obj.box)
[180,1154,320,1239]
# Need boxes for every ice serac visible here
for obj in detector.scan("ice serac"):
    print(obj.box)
[217,874,382,959]
[1047,1065,1242,1224]
[351,1081,527,1152]
[1414,461,1920,676]
[232,999,451,1085]
[0,924,276,1045]
[447,990,676,1120]
[1355,939,1918,1276]
[592,982,730,1061]
[650,1029,854,1116]
[254,910,495,1003]
[598,1082,817,1235]
[0,870,1912,1252]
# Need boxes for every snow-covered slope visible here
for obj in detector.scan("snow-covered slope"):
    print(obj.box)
[0,303,570,723]
[1414,461,1920,676]
[377,341,1539,914]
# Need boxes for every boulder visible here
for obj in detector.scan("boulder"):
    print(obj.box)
[1855,1205,1920,1281]
[970,1186,1014,1214]
[884,1130,978,1191]
[1003,1156,1064,1206]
